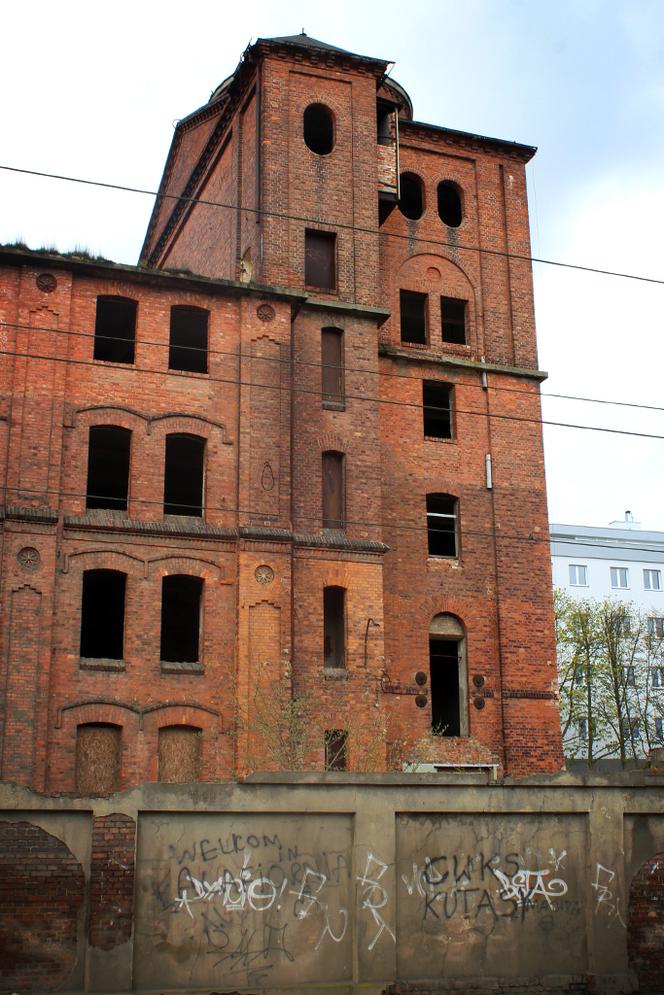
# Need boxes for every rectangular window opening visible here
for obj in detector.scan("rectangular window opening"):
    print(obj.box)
[86,426,131,511]
[429,637,461,736]
[169,306,209,373]
[423,381,453,439]
[325,729,348,770]
[305,230,336,290]
[427,494,458,557]
[644,568,662,591]
[321,328,344,406]
[569,564,588,586]
[164,434,205,517]
[324,586,346,670]
[400,289,427,344]
[322,451,345,530]
[80,569,126,661]
[648,617,664,639]
[441,296,467,345]
[76,723,121,795]
[610,566,629,589]
[93,296,137,364]
[160,575,203,663]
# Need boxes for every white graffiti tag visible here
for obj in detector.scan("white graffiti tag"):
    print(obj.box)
[494,867,568,910]
[591,864,626,927]
[356,853,396,951]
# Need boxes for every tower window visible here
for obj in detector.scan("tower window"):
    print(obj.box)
[423,381,453,439]
[76,723,121,795]
[86,425,131,511]
[305,230,336,290]
[93,296,137,364]
[324,586,346,669]
[163,434,205,516]
[325,729,348,770]
[169,306,209,373]
[322,451,345,530]
[437,181,463,227]
[160,575,203,664]
[399,172,424,220]
[80,569,126,660]
[426,494,458,557]
[400,290,427,344]
[376,100,393,145]
[441,297,467,345]
[303,103,335,155]
[158,726,202,782]
[321,327,344,406]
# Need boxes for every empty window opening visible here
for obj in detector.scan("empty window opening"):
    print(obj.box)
[322,451,345,530]
[321,327,344,405]
[325,729,348,770]
[438,181,463,227]
[303,103,334,155]
[441,297,467,344]
[378,196,397,227]
[160,575,203,663]
[76,723,121,795]
[324,586,346,669]
[86,425,131,511]
[423,381,453,439]
[305,230,336,290]
[376,100,393,144]
[158,725,202,782]
[430,637,462,736]
[400,290,427,344]
[169,306,209,373]
[427,494,458,557]
[93,296,137,364]
[80,569,126,660]
[164,434,205,516]
[399,172,424,221]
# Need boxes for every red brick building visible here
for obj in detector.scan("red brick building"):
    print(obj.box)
[0,33,562,791]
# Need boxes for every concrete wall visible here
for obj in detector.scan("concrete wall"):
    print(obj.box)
[1,772,663,995]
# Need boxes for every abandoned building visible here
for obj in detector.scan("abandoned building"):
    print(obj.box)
[0,32,564,792]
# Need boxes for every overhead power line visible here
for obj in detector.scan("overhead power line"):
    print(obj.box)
[1,163,663,286]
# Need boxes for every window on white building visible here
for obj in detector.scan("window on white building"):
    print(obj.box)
[569,564,588,586]
[655,718,664,742]
[648,618,664,639]
[578,718,588,739]
[643,569,662,592]
[623,666,635,686]
[610,567,629,589]
[651,667,664,689]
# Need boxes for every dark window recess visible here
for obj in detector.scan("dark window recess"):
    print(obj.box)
[399,172,424,220]
[438,182,463,227]
[305,230,336,290]
[93,296,137,364]
[164,434,205,516]
[160,575,203,663]
[76,723,121,795]
[303,103,334,155]
[169,306,209,373]
[324,586,346,669]
[158,726,202,783]
[400,290,427,344]
[430,638,461,736]
[427,494,458,557]
[86,425,131,510]
[376,101,393,144]
[321,328,344,404]
[441,297,467,344]
[325,729,348,770]
[322,451,345,530]
[423,382,453,439]
[80,569,126,660]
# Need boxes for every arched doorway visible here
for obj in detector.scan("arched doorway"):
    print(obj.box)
[429,613,467,737]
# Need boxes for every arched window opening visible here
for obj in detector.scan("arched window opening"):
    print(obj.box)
[426,494,458,557]
[429,614,466,738]
[160,575,203,664]
[322,451,345,530]
[76,723,121,795]
[158,725,202,783]
[86,425,131,510]
[324,585,346,670]
[169,306,209,374]
[80,569,126,660]
[399,172,424,220]
[437,181,463,227]
[163,434,205,517]
[303,103,335,155]
[94,296,137,364]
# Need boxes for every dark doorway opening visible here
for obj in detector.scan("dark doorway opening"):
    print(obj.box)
[429,637,461,736]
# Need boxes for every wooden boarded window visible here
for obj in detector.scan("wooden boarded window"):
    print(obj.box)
[441,297,467,344]
[86,425,131,510]
[158,726,202,783]
[321,328,344,406]
[324,586,346,669]
[163,434,205,516]
[80,569,126,660]
[325,729,348,770]
[160,575,203,663]
[76,723,121,795]
[322,451,345,530]
[93,296,137,364]
[400,290,427,344]
[305,230,336,290]
[169,305,209,373]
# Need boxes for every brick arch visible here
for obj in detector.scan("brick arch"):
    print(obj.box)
[61,548,146,576]
[147,412,231,444]
[395,251,479,354]
[57,699,141,730]
[70,404,149,431]
[143,704,222,780]
[147,555,224,580]
[628,851,664,992]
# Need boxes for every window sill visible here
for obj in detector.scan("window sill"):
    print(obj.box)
[427,555,460,563]
[323,667,348,679]
[160,661,204,675]
[323,401,346,411]
[80,657,126,672]
[423,435,455,444]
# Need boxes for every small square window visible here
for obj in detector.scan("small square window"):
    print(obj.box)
[400,290,427,344]
[569,564,588,586]
[610,567,629,589]
[305,230,336,290]
[644,569,662,592]
[648,617,664,639]
[441,297,467,345]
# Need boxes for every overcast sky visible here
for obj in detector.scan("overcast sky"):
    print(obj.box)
[1,0,663,529]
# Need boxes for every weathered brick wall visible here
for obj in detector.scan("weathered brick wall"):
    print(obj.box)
[628,850,664,993]
[88,813,136,950]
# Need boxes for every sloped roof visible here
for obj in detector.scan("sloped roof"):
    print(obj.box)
[262,31,386,64]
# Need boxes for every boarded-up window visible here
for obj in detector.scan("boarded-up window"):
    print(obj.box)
[86,425,131,510]
[441,297,467,344]
[93,296,137,364]
[164,434,205,516]
[80,569,126,660]
[325,729,348,770]
[322,451,345,530]
[423,381,453,439]
[426,494,458,557]
[76,723,121,795]
[321,328,344,405]
[305,230,336,290]
[324,586,346,669]
[160,575,203,663]
[169,306,209,373]
[400,290,427,344]
[158,726,202,783]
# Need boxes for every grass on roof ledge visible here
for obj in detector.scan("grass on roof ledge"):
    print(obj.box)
[0,240,114,264]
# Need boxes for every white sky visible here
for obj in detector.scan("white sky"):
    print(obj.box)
[1,0,663,529]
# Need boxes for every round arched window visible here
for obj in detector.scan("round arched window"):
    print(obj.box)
[399,172,424,220]
[303,104,335,155]
[437,182,463,227]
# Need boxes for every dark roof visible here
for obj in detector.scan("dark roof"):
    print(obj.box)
[261,31,387,65]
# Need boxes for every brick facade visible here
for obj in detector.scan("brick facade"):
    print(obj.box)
[0,32,563,790]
